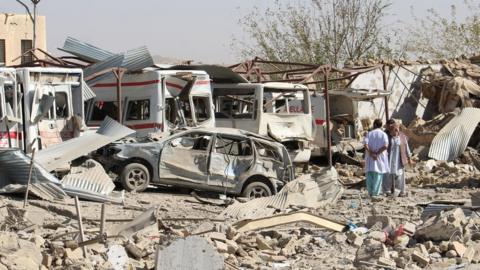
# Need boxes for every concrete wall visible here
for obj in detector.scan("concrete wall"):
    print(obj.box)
[0,13,47,66]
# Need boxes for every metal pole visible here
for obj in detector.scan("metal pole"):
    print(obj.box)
[32,3,36,50]
[323,69,332,168]
[113,69,124,123]
[74,196,87,257]
[23,148,36,208]
[382,65,389,121]
[100,203,106,236]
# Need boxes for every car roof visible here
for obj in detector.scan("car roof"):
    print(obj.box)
[178,127,276,142]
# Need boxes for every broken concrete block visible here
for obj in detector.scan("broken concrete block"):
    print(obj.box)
[258,253,287,262]
[377,257,396,268]
[214,240,228,253]
[367,216,395,229]
[156,236,224,270]
[449,241,466,257]
[226,226,237,240]
[439,241,450,252]
[329,233,347,244]
[416,243,429,256]
[346,231,364,247]
[41,253,52,268]
[280,236,311,256]
[64,248,84,260]
[423,241,433,251]
[394,235,409,248]
[207,232,227,243]
[415,208,465,241]
[225,239,238,254]
[125,242,146,259]
[403,222,416,236]
[411,250,430,267]
[368,231,387,242]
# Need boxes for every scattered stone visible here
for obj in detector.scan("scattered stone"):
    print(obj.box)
[411,250,430,267]
[449,241,466,257]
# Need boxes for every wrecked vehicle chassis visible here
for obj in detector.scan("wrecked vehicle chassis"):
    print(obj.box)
[97,128,294,197]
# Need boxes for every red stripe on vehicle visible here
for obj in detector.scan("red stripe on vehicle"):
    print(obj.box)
[165,82,184,90]
[195,80,210,85]
[0,131,22,139]
[93,80,160,88]
[315,119,326,125]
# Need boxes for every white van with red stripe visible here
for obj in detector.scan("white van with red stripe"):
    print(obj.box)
[87,69,214,136]
[1,67,86,152]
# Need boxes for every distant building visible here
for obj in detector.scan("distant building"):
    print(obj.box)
[0,13,47,66]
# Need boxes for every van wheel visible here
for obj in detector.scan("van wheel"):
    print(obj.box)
[120,163,150,192]
[242,182,272,198]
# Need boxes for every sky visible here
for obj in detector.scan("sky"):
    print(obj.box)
[1,0,473,65]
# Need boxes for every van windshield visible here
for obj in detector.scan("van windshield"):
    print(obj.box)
[263,88,309,114]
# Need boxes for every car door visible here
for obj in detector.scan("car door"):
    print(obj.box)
[159,132,211,186]
[208,134,254,189]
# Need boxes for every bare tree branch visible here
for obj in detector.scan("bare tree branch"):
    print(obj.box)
[15,0,34,22]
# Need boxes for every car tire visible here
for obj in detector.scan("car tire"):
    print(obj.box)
[241,181,272,198]
[120,163,150,192]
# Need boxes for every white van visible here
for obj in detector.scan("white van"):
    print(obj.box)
[211,82,313,163]
[87,69,215,136]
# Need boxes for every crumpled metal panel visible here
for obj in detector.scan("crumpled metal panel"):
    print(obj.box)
[428,108,480,161]
[60,37,115,63]
[0,149,66,201]
[218,167,343,220]
[61,159,124,204]
[82,80,96,100]
[36,117,135,172]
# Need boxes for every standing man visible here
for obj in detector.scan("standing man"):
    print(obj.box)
[384,120,412,197]
[364,119,389,198]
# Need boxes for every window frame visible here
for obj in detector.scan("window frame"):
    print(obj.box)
[0,39,5,65]
[20,39,33,64]
[125,98,151,121]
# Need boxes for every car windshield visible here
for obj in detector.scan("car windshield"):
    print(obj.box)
[263,88,309,114]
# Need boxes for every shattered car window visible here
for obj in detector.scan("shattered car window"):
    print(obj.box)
[213,88,256,119]
[91,101,119,121]
[192,96,211,123]
[55,92,69,118]
[253,140,282,160]
[215,136,252,156]
[263,89,308,114]
[171,133,212,151]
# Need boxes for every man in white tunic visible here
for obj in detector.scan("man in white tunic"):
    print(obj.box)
[364,119,389,197]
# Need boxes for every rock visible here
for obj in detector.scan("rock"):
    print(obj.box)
[446,250,458,258]
[226,226,237,240]
[256,236,272,250]
[416,243,429,256]
[463,246,475,263]
[449,241,466,257]
[207,232,227,243]
[471,232,480,241]
[329,233,347,244]
[280,236,311,256]
[411,250,430,267]
[258,253,287,262]
[439,241,450,252]
[423,241,433,251]
[367,215,395,229]
[429,245,441,253]
[395,257,407,268]
[415,208,465,241]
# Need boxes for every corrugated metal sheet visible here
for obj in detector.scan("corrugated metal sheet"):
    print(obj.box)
[36,117,135,172]
[60,37,115,63]
[0,149,60,185]
[84,46,154,85]
[82,80,96,100]
[219,168,343,220]
[428,108,480,161]
[61,159,123,204]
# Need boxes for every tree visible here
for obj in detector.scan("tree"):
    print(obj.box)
[236,0,392,66]
[406,0,480,59]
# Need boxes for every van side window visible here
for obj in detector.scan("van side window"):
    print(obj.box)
[91,101,118,121]
[55,92,69,118]
[213,88,256,119]
[192,96,210,123]
[126,99,150,121]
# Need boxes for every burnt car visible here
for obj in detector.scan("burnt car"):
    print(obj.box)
[100,128,294,198]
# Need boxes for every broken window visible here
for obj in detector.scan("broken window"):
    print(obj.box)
[0,39,5,65]
[170,133,212,151]
[126,99,150,121]
[165,98,180,125]
[213,88,256,119]
[55,92,69,118]
[192,96,211,123]
[214,136,252,156]
[253,140,281,160]
[263,88,309,114]
[91,101,119,121]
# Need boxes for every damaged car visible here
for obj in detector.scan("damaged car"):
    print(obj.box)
[99,128,294,198]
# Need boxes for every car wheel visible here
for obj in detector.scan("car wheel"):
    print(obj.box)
[120,163,150,192]
[242,181,272,198]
